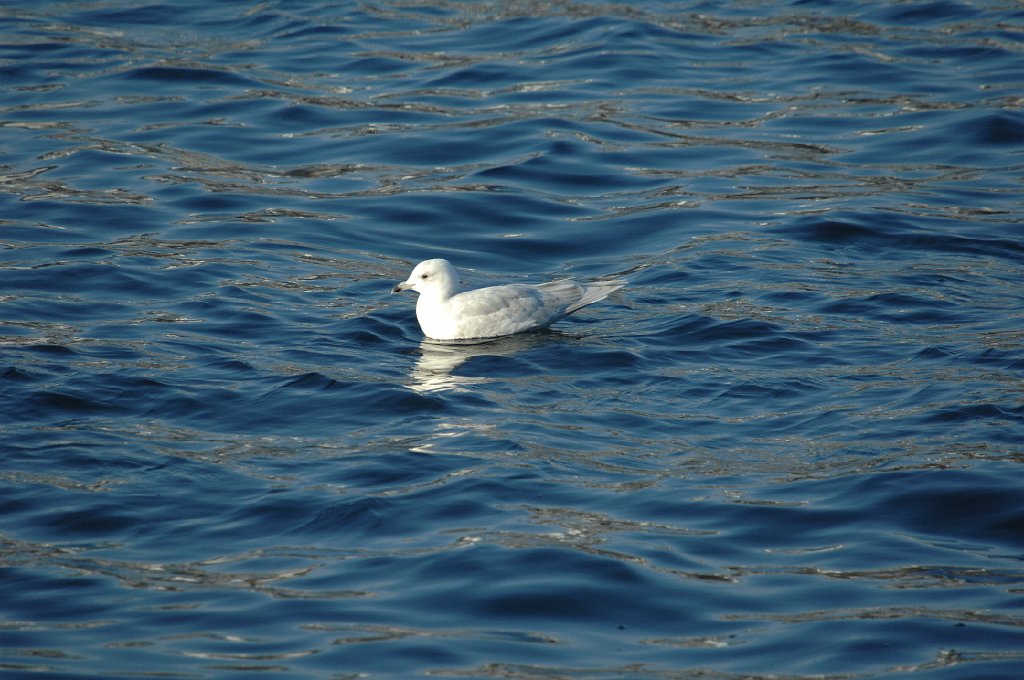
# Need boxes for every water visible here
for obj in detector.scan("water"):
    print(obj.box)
[2,1,1023,678]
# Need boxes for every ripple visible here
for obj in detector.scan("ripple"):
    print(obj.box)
[2,1,1024,678]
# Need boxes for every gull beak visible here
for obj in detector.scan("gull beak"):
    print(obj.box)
[392,281,412,294]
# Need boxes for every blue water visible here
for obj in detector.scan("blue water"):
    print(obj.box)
[2,1,1024,678]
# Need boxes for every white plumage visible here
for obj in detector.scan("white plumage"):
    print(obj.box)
[392,259,623,341]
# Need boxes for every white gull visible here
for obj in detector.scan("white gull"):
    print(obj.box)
[392,259,623,341]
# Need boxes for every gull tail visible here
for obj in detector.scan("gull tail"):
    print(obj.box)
[532,278,622,315]
[566,279,625,314]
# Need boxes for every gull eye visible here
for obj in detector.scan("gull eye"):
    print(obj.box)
[420,273,429,279]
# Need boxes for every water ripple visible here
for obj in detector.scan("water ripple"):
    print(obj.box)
[2,1,1024,678]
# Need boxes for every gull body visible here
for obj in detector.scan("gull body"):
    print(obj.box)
[392,259,623,341]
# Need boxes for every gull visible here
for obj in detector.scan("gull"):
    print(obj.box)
[392,259,623,341]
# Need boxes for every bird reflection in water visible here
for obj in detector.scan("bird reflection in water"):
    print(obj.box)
[406,330,566,393]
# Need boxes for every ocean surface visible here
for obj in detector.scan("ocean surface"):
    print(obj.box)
[2,1,1023,678]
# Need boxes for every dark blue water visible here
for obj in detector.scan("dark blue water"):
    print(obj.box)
[3,1,1024,678]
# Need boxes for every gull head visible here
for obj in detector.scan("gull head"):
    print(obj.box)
[392,258,460,299]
